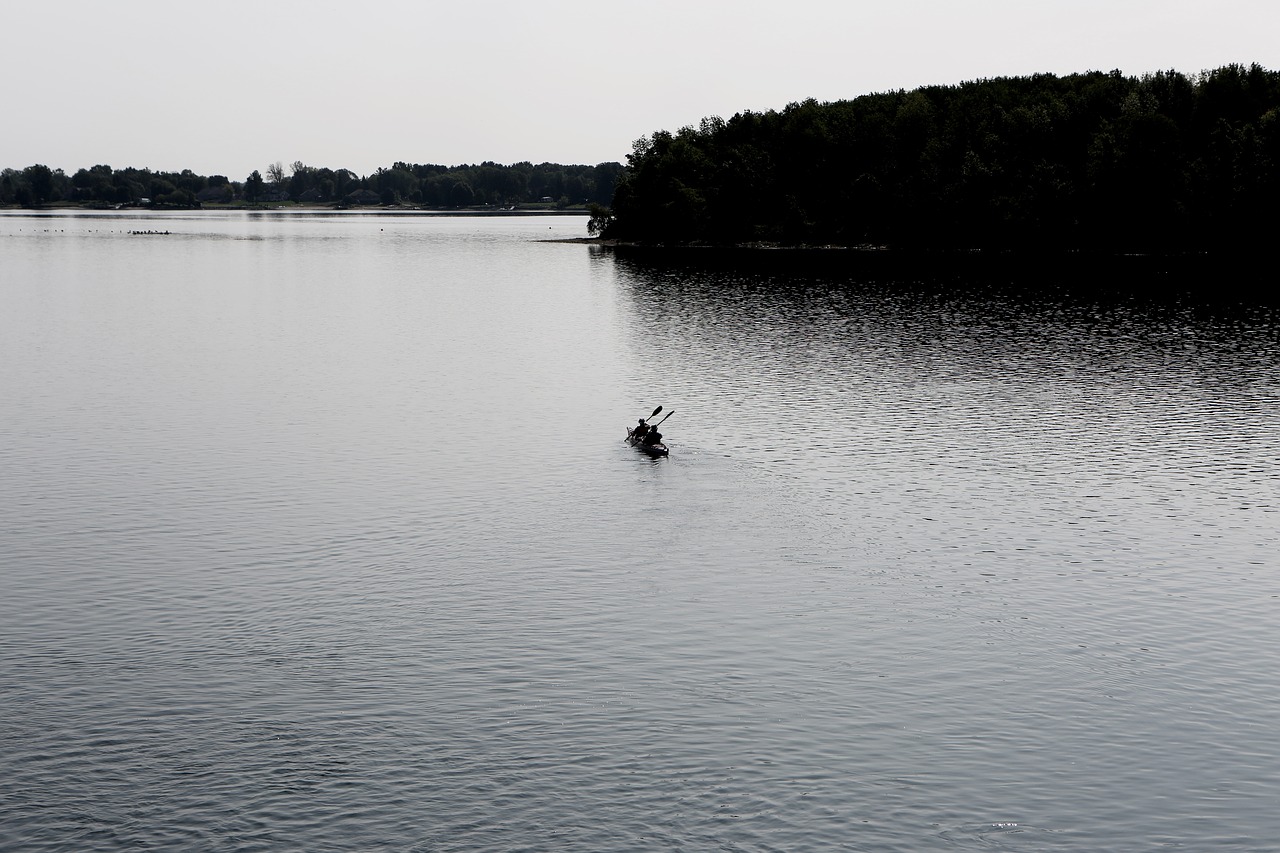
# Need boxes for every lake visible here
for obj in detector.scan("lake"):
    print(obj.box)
[2,209,1278,851]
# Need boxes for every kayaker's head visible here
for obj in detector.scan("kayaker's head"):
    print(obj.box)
[638,418,647,425]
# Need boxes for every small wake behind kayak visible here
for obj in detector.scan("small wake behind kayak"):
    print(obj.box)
[626,427,669,457]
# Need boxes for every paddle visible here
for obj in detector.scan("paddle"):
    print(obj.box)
[626,406,663,442]
[650,410,674,429]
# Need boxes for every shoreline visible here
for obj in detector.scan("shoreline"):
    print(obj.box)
[0,202,591,216]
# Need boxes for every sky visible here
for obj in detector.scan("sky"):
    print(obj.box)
[3,0,1278,180]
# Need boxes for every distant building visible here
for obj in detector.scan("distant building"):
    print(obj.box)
[344,189,381,206]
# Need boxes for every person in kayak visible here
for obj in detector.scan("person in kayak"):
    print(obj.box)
[644,428,663,446]
[633,419,650,441]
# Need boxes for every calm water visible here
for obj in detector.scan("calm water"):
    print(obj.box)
[2,210,1278,851]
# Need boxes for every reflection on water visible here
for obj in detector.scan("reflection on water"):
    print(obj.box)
[608,246,1280,849]
[2,213,1279,851]
[612,248,1278,504]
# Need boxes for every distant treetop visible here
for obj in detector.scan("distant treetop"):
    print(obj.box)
[0,159,625,210]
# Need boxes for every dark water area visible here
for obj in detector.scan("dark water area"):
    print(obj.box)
[611,246,1280,417]
[2,211,1278,851]
[611,243,1280,306]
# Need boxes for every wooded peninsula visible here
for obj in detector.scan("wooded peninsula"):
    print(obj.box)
[598,64,1280,255]
[6,64,1277,257]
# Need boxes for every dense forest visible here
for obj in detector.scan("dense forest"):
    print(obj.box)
[0,160,624,210]
[600,64,1280,254]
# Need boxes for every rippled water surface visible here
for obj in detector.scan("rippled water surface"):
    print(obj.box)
[2,210,1278,851]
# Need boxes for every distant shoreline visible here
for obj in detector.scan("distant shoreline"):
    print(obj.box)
[0,202,591,216]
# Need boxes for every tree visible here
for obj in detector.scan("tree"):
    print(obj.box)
[72,165,114,201]
[148,178,177,198]
[332,169,359,197]
[449,181,474,207]
[372,166,415,201]
[23,164,54,205]
[245,170,265,202]
[287,163,315,199]
[587,203,613,236]
[266,161,286,188]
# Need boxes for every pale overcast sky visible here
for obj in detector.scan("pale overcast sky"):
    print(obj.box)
[3,0,1277,180]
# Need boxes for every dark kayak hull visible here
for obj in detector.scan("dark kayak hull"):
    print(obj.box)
[626,428,669,457]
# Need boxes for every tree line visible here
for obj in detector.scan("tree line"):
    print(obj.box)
[0,160,624,209]
[599,64,1280,254]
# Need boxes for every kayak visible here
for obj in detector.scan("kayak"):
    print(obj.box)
[626,427,669,457]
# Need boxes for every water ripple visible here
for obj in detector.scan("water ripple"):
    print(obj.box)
[3,214,1279,850]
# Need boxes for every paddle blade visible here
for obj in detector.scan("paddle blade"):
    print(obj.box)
[650,405,662,418]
